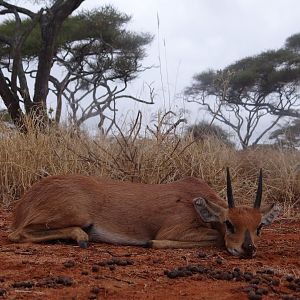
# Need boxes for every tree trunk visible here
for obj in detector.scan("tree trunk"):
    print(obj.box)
[0,69,26,131]
[32,0,84,125]
[55,91,62,124]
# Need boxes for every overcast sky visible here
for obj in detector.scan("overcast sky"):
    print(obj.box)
[4,0,300,135]
[78,0,300,128]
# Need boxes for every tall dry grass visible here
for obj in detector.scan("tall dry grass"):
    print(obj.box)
[0,119,299,217]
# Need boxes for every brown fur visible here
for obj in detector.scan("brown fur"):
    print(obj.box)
[8,174,279,255]
[223,207,261,253]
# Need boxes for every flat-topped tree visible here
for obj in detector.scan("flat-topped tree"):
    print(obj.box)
[0,0,84,130]
[185,43,300,149]
[0,2,153,132]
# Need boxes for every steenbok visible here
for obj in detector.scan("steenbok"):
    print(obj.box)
[8,168,280,258]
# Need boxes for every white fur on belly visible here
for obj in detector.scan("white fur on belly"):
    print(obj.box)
[88,226,148,246]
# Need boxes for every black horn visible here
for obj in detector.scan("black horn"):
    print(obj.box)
[226,167,235,208]
[254,169,263,209]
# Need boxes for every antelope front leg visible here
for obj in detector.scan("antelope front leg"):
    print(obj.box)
[150,239,220,249]
[151,227,223,249]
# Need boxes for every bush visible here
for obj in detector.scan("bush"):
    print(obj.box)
[186,121,234,147]
[0,120,299,218]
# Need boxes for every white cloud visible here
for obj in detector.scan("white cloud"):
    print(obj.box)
[4,0,300,136]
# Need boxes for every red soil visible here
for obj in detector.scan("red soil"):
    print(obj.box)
[0,209,299,300]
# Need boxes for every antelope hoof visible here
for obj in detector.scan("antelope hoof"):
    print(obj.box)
[78,241,88,248]
[8,232,21,243]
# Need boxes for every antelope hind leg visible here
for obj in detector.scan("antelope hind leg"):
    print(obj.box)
[8,225,89,248]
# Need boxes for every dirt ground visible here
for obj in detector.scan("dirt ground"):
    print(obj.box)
[0,209,299,300]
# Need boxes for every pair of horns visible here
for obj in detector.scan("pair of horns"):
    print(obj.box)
[226,167,262,209]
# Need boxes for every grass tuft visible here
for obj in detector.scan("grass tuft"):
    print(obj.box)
[0,119,299,218]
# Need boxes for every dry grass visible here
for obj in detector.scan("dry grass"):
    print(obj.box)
[0,119,299,218]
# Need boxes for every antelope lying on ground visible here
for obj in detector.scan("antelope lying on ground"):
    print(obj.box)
[8,168,280,258]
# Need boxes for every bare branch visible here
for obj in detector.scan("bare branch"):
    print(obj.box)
[0,1,37,19]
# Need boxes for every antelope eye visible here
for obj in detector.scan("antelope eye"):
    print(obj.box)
[256,224,263,236]
[224,220,235,234]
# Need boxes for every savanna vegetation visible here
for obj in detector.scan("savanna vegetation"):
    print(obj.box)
[0,116,299,218]
[0,1,299,219]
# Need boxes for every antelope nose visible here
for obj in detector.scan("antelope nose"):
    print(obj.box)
[242,242,256,257]
[242,229,256,257]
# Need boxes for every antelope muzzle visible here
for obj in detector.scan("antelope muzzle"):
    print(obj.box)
[241,230,256,258]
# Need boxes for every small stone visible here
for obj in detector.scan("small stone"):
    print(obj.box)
[226,272,234,280]
[0,289,6,296]
[286,275,294,282]
[261,274,272,282]
[255,288,263,295]
[55,276,73,286]
[198,252,207,258]
[92,265,99,272]
[270,279,279,286]
[287,283,298,291]
[12,281,34,289]
[256,288,268,295]
[244,273,253,281]
[166,271,179,279]
[81,270,89,275]
[109,265,116,271]
[282,296,296,300]
[248,290,262,300]
[197,266,207,274]
[250,278,260,285]
[232,271,239,278]
[183,270,192,277]
[215,258,223,265]
[111,258,122,265]
[186,265,198,273]
[90,286,100,294]
[126,259,134,265]
[242,286,254,293]
[234,275,243,281]
[63,260,75,268]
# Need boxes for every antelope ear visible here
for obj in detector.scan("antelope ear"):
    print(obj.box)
[193,197,226,223]
[261,203,281,226]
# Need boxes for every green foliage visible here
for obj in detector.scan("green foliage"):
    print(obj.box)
[186,47,300,104]
[285,33,300,51]
[0,109,13,123]
[184,33,300,148]
[0,18,40,58]
[270,119,300,148]
[0,5,152,61]
[191,48,300,93]
[225,49,300,94]
[186,121,234,147]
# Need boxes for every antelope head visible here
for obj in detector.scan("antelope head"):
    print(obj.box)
[193,168,281,258]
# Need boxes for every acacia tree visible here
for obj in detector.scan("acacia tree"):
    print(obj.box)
[266,31,300,147]
[186,121,234,147]
[0,0,84,130]
[269,118,300,148]
[0,2,153,132]
[49,7,153,132]
[185,48,300,148]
